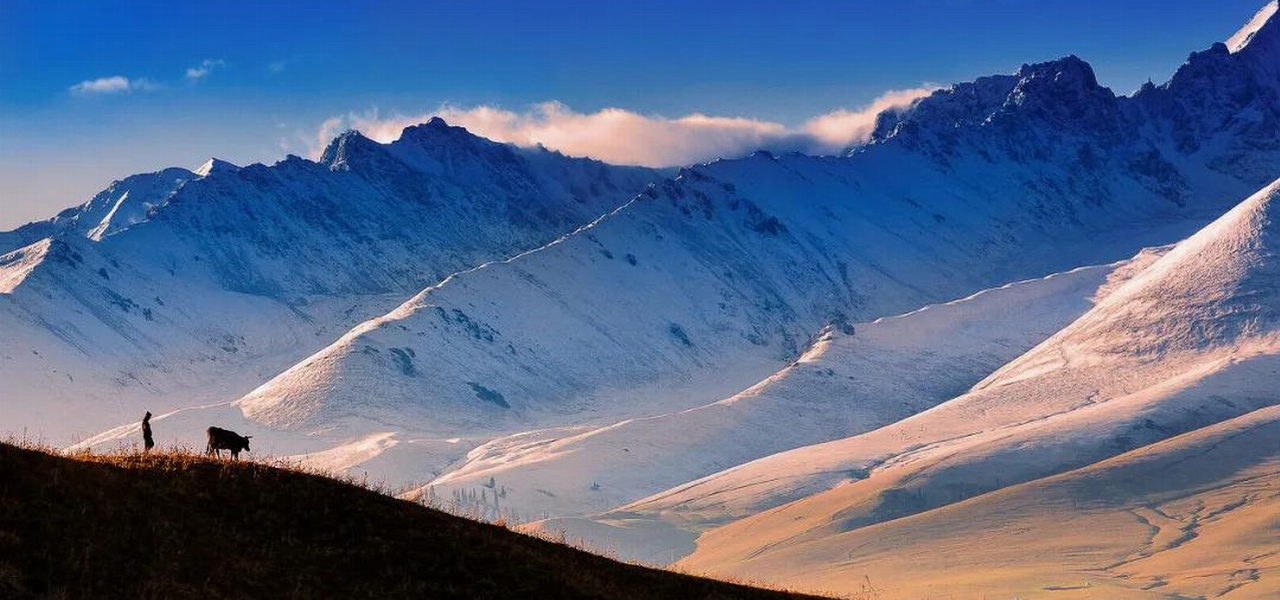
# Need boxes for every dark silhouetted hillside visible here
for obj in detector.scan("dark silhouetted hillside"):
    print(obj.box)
[0,443,823,600]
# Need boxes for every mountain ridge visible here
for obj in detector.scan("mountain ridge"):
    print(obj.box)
[660,175,1280,597]
[0,124,659,443]
[230,27,1280,446]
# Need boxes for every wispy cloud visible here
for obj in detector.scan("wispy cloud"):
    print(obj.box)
[69,76,160,95]
[313,116,347,157]
[268,60,288,74]
[70,60,229,96]
[309,87,937,166]
[802,87,938,148]
[185,59,226,81]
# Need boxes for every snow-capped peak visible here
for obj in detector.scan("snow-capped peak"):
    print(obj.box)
[865,54,1125,161]
[395,117,461,141]
[393,116,499,150]
[1227,1,1279,53]
[194,157,241,177]
[318,129,378,170]
[1013,55,1100,89]
[421,116,451,130]
[1002,55,1115,119]
[992,176,1280,368]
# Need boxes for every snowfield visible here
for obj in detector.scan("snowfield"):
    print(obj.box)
[682,404,1280,599]
[672,177,1280,597]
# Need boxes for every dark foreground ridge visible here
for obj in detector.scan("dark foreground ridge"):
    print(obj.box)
[0,443,823,600]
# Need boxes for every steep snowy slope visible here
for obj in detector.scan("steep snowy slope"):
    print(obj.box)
[1131,1,1280,188]
[108,120,654,297]
[682,405,1280,600]
[74,166,197,242]
[1227,1,1278,53]
[237,126,1226,436]
[0,166,194,254]
[1,121,657,443]
[425,253,1151,535]
[204,41,1280,502]
[870,3,1280,201]
[242,2,1280,446]
[506,256,1164,563]
[666,177,1280,592]
[499,10,1280,546]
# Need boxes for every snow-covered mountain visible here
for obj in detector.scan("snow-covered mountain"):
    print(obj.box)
[12,6,1280,597]
[685,405,1280,599]
[665,176,1280,597]
[1,121,657,442]
[173,3,1280,522]
[417,14,1280,523]
[0,167,194,255]
[870,1,1280,201]
[508,252,1159,562]
[224,126,1230,457]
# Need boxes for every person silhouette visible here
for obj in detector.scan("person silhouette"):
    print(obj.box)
[142,411,154,453]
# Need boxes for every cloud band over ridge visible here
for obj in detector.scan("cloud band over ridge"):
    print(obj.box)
[312,87,936,167]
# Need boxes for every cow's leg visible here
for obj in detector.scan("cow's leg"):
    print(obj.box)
[231,449,239,461]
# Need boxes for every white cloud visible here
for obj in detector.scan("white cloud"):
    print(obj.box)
[69,76,159,95]
[185,59,226,81]
[801,87,938,148]
[309,87,938,166]
[71,76,129,94]
[312,116,347,157]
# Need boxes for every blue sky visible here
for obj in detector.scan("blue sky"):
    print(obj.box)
[0,0,1269,229]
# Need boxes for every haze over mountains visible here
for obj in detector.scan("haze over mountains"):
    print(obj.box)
[6,3,1280,598]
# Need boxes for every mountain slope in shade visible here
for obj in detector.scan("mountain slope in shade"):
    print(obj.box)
[237,3,1280,454]
[0,166,194,254]
[1132,1,1280,188]
[0,121,657,443]
[423,253,1152,542]
[665,177,1280,596]
[232,125,1226,445]
[873,4,1280,196]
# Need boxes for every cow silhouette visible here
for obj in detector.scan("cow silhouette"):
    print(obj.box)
[205,426,252,460]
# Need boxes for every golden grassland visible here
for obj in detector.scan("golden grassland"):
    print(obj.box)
[0,441,832,600]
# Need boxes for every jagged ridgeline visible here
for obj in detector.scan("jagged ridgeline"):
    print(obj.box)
[0,119,659,440]
[239,31,1280,437]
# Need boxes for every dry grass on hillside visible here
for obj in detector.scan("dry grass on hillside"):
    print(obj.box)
[0,442,828,600]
